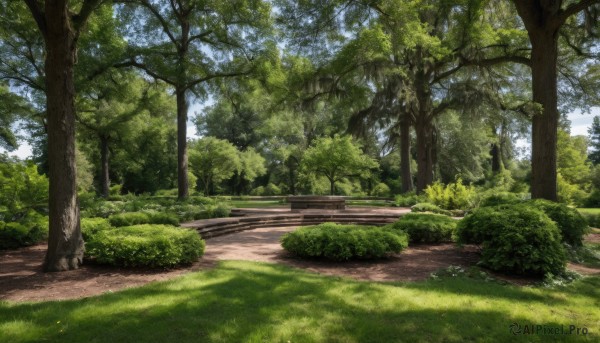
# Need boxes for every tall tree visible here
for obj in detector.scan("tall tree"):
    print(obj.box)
[77,73,159,197]
[511,0,600,200]
[116,0,271,199]
[23,0,106,272]
[189,137,241,195]
[588,116,600,164]
[301,135,378,195]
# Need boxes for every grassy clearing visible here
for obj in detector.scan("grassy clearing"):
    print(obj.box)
[1,261,598,343]
[346,200,393,207]
[228,200,285,208]
[577,208,600,215]
[577,228,600,268]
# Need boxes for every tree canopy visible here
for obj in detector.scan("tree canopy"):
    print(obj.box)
[301,135,378,195]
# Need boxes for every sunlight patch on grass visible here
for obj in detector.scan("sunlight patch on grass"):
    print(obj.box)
[0,261,599,343]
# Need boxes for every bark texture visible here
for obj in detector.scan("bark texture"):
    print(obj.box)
[43,1,84,271]
[399,119,413,193]
[529,31,559,200]
[176,87,189,199]
[513,0,563,201]
[100,135,110,198]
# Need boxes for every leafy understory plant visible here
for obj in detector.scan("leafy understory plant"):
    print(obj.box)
[424,178,476,210]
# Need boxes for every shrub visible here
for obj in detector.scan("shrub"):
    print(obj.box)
[372,182,391,197]
[411,202,452,216]
[201,204,231,219]
[457,205,567,275]
[108,212,151,227]
[386,213,456,243]
[264,183,282,196]
[167,204,207,222]
[0,212,48,249]
[580,212,600,228]
[424,179,476,210]
[85,225,205,268]
[250,186,265,196]
[583,190,600,208]
[80,217,112,240]
[144,211,180,226]
[0,160,48,218]
[394,192,425,207]
[280,223,408,261]
[478,192,524,207]
[108,211,179,227]
[526,199,589,247]
[81,200,127,218]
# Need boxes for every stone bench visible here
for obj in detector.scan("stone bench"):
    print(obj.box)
[287,196,345,210]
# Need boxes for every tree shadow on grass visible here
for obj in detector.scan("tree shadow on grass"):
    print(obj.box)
[0,261,598,343]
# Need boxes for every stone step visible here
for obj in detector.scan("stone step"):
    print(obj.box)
[182,211,404,239]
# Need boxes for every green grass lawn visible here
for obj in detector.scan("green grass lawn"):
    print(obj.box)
[346,200,393,207]
[229,199,394,208]
[577,208,600,215]
[228,200,285,208]
[1,261,598,343]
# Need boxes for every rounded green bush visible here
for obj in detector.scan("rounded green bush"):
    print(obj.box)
[479,192,523,207]
[0,212,48,249]
[386,213,456,243]
[85,224,205,268]
[81,217,112,240]
[411,202,452,216]
[525,199,589,247]
[108,211,179,227]
[280,223,408,261]
[457,205,566,275]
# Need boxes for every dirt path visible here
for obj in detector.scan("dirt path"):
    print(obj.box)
[1,227,598,303]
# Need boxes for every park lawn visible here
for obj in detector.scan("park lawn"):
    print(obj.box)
[577,208,600,215]
[228,200,284,208]
[1,261,599,343]
[580,228,600,268]
[346,200,393,207]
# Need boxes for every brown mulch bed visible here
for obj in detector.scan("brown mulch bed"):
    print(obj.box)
[1,227,598,303]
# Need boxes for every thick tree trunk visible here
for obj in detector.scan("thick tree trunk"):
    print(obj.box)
[43,3,84,271]
[490,142,501,173]
[415,120,434,193]
[286,156,298,195]
[176,87,189,200]
[529,29,559,200]
[288,168,296,195]
[329,178,335,195]
[100,135,110,198]
[490,125,501,173]
[413,52,435,194]
[400,119,413,193]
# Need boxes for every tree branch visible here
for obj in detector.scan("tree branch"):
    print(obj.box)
[72,0,104,33]
[23,0,46,34]
[116,58,177,85]
[461,55,532,69]
[118,0,180,48]
[185,69,253,89]
[557,0,600,25]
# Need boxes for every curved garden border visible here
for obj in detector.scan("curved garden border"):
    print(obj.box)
[181,207,410,238]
